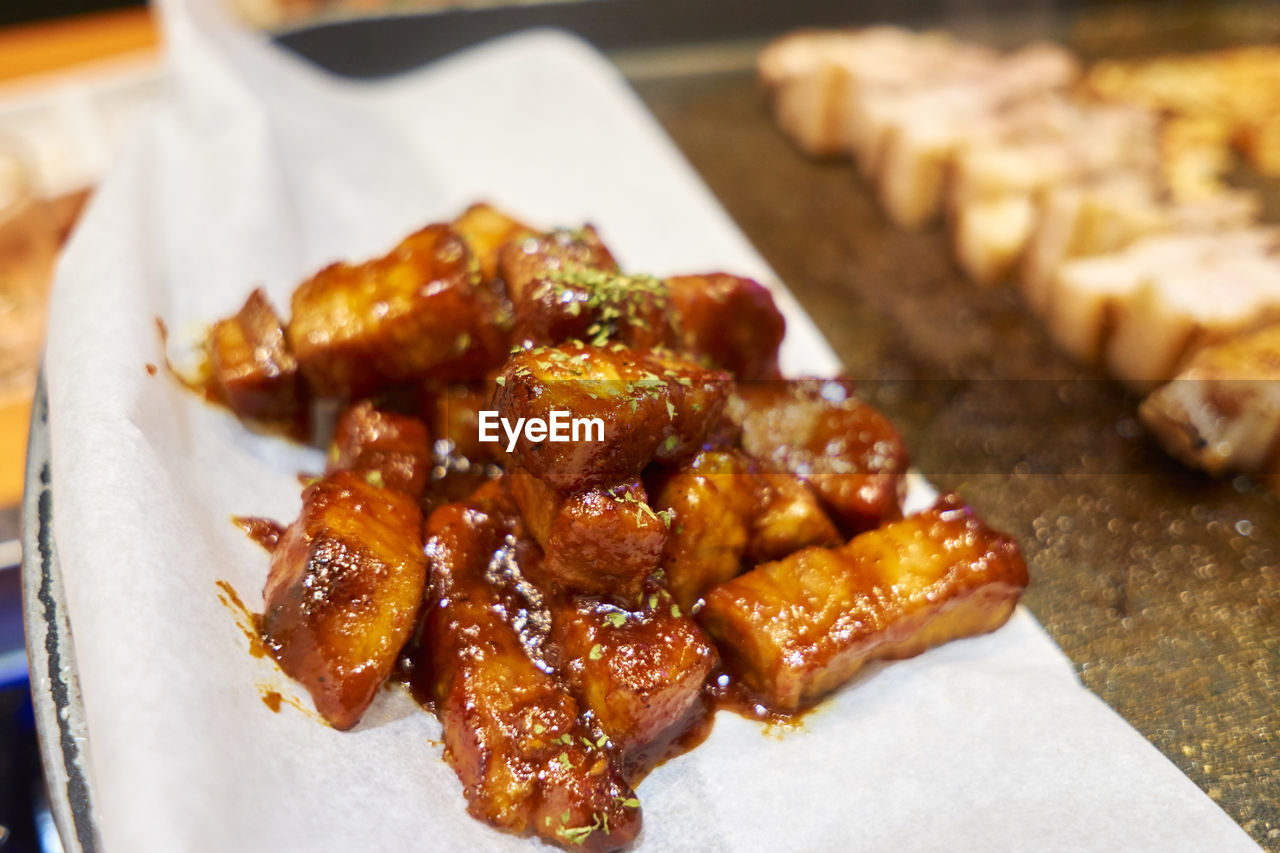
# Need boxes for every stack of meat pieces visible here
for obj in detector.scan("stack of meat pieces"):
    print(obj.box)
[760,27,1280,485]
[204,204,1028,851]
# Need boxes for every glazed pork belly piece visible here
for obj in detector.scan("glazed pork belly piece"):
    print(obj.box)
[498,226,674,351]
[665,273,786,380]
[206,287,306,426]
[510,469,667,600]
[261,471,427,730]
[420,482,641,851]
[727,378,907,533]
[452,202,532,281]
[551,591,718,760]
[698,493,1028,713]
[286,223,507,398]
[326,401,432,497]
[420,380,496,463]
[1046,227,1280,389]
[652,450,759,613]
[651,449,840,612]
[757,26,999,158]
[751,472,843,562]
[494,342,730,489]
[1140,323,1280,482]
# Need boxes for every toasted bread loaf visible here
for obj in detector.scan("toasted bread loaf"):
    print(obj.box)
[868,44,1079,228]
[948,102,1157,285]
[1048,228,1280,388]
[1140,323,1280,479]
[1022,174,1258,310]
[758,27,992,158]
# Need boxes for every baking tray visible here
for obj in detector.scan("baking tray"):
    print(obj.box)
[22,371,97,853]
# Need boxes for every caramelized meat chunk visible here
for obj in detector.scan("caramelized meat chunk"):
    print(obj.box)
[494,343,730,489]
[552,594,717,757]
[642,348,734,464]
[206,288,305,424]
[511,470,666,600]
[652,450,760,612]
[452,203,532,281]
[749,473,842,562]
[422,484,641,851]
[666,274,787,380]
[653,450,841,611]
[729,378,908,532]
[326,401,432,497]
[698,493,1028,713]
[261,471,427,729]
[287,224,505,397]
[421,381,496,463]
[498,225,618,304]
[500,228,674,350]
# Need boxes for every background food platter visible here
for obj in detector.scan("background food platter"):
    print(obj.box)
[21,1,1280,850]
[624,12,1280,843]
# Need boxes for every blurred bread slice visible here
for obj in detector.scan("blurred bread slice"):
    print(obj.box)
[1047,228,1280,389]
[1238,116,1280,177]
[949,102,1157,286]
[1021,174,1258,310]
[757,27,989,158]
[1159,115,1235,200]
[1140,323,1280,479]
[869,44,1079,228]
[1084,46,1280,181]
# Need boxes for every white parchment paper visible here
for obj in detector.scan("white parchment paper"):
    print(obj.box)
[44,1,1262,850]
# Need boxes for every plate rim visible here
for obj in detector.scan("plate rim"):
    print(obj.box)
[22,368,101,853]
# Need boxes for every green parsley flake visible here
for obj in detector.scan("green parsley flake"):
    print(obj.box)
[364,470,385,489]
[558,753,572,770]
[605,612,626,628]
[495,376,506,386]
[556,812,607,846]
[671,603,682,618]
[588,644,604,661]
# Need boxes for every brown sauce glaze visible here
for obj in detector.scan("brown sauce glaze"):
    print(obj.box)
[261,690,283,712]
[232,516,285,552]
[215,579,267,659]
[623,692,716,783]
[706,667,808,730]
